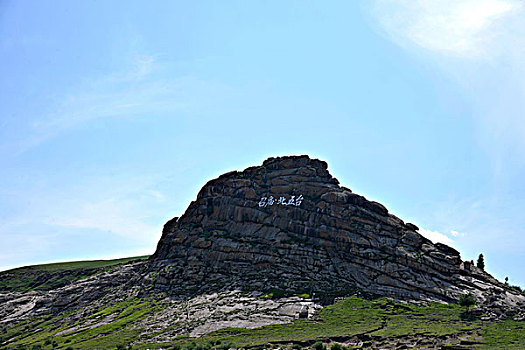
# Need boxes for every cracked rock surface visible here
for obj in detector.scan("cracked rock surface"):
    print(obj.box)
[150,155,525,311]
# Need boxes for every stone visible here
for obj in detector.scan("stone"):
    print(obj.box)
[298,305,309,318]
[405,223,419,231]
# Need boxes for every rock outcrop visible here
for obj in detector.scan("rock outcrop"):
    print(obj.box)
[150,155,524,309]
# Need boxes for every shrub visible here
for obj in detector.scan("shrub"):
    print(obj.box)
[459,293,476,312]
[312,342,324,350]
[330,344,343,350]
[292,344,303,350]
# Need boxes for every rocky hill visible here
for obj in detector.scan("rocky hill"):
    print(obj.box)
[149,155,523,309]
[1,155,524,349]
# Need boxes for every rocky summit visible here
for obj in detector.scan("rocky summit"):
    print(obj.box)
[149,155,523,308]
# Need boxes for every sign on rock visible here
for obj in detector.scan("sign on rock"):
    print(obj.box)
[258,195,303,208]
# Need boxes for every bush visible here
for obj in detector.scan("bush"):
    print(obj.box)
[66,347,74,350]
[312,342,324,350]
[292,344,303,350]
[459,293,476,312]
[330,344,343,350]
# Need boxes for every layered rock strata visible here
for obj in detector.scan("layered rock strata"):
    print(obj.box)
[150,155,524,309]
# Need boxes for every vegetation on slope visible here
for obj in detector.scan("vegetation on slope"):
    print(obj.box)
[0,255,149,292]
[2,295,524,349]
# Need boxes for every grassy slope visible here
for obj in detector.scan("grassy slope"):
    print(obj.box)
[0,255,150,292]
[1,257,524,349]
[2,295,524,350]
[171,297,523,350]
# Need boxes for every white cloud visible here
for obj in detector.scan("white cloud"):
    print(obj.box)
[450,230,465,237]
[366,0,525,175]
[419,227,455,245]
[369,0,523,57]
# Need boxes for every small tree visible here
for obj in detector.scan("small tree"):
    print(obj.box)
[459,292,476,312]
[505,277,509,285]
[477,254,485,270]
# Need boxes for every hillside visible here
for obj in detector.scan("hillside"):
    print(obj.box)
[2,288,525,349]
[0,256,149,293]
[1,155,524,349]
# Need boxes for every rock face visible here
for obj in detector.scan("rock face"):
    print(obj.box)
[150,155,524,308]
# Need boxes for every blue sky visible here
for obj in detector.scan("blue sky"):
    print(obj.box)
[1,1,524,287]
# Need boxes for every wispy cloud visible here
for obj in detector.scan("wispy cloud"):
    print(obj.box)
[367,0,525,180]
[47,198,161,242]
[0,172,175,270]
[368,0,523,58]
[1,54,235,156]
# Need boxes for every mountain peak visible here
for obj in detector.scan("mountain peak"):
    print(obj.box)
[150,156,521,307]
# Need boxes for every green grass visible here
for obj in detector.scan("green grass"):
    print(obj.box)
[160,297,449,348]
[369,300,473,337]
[0,255,150,292]
[3,255,150,273]
[2,292,524,349]
[160,297,524,350]
[2,297,161,350]
[480,320,525,349]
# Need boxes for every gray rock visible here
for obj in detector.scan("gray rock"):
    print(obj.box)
[149,155,525,310]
